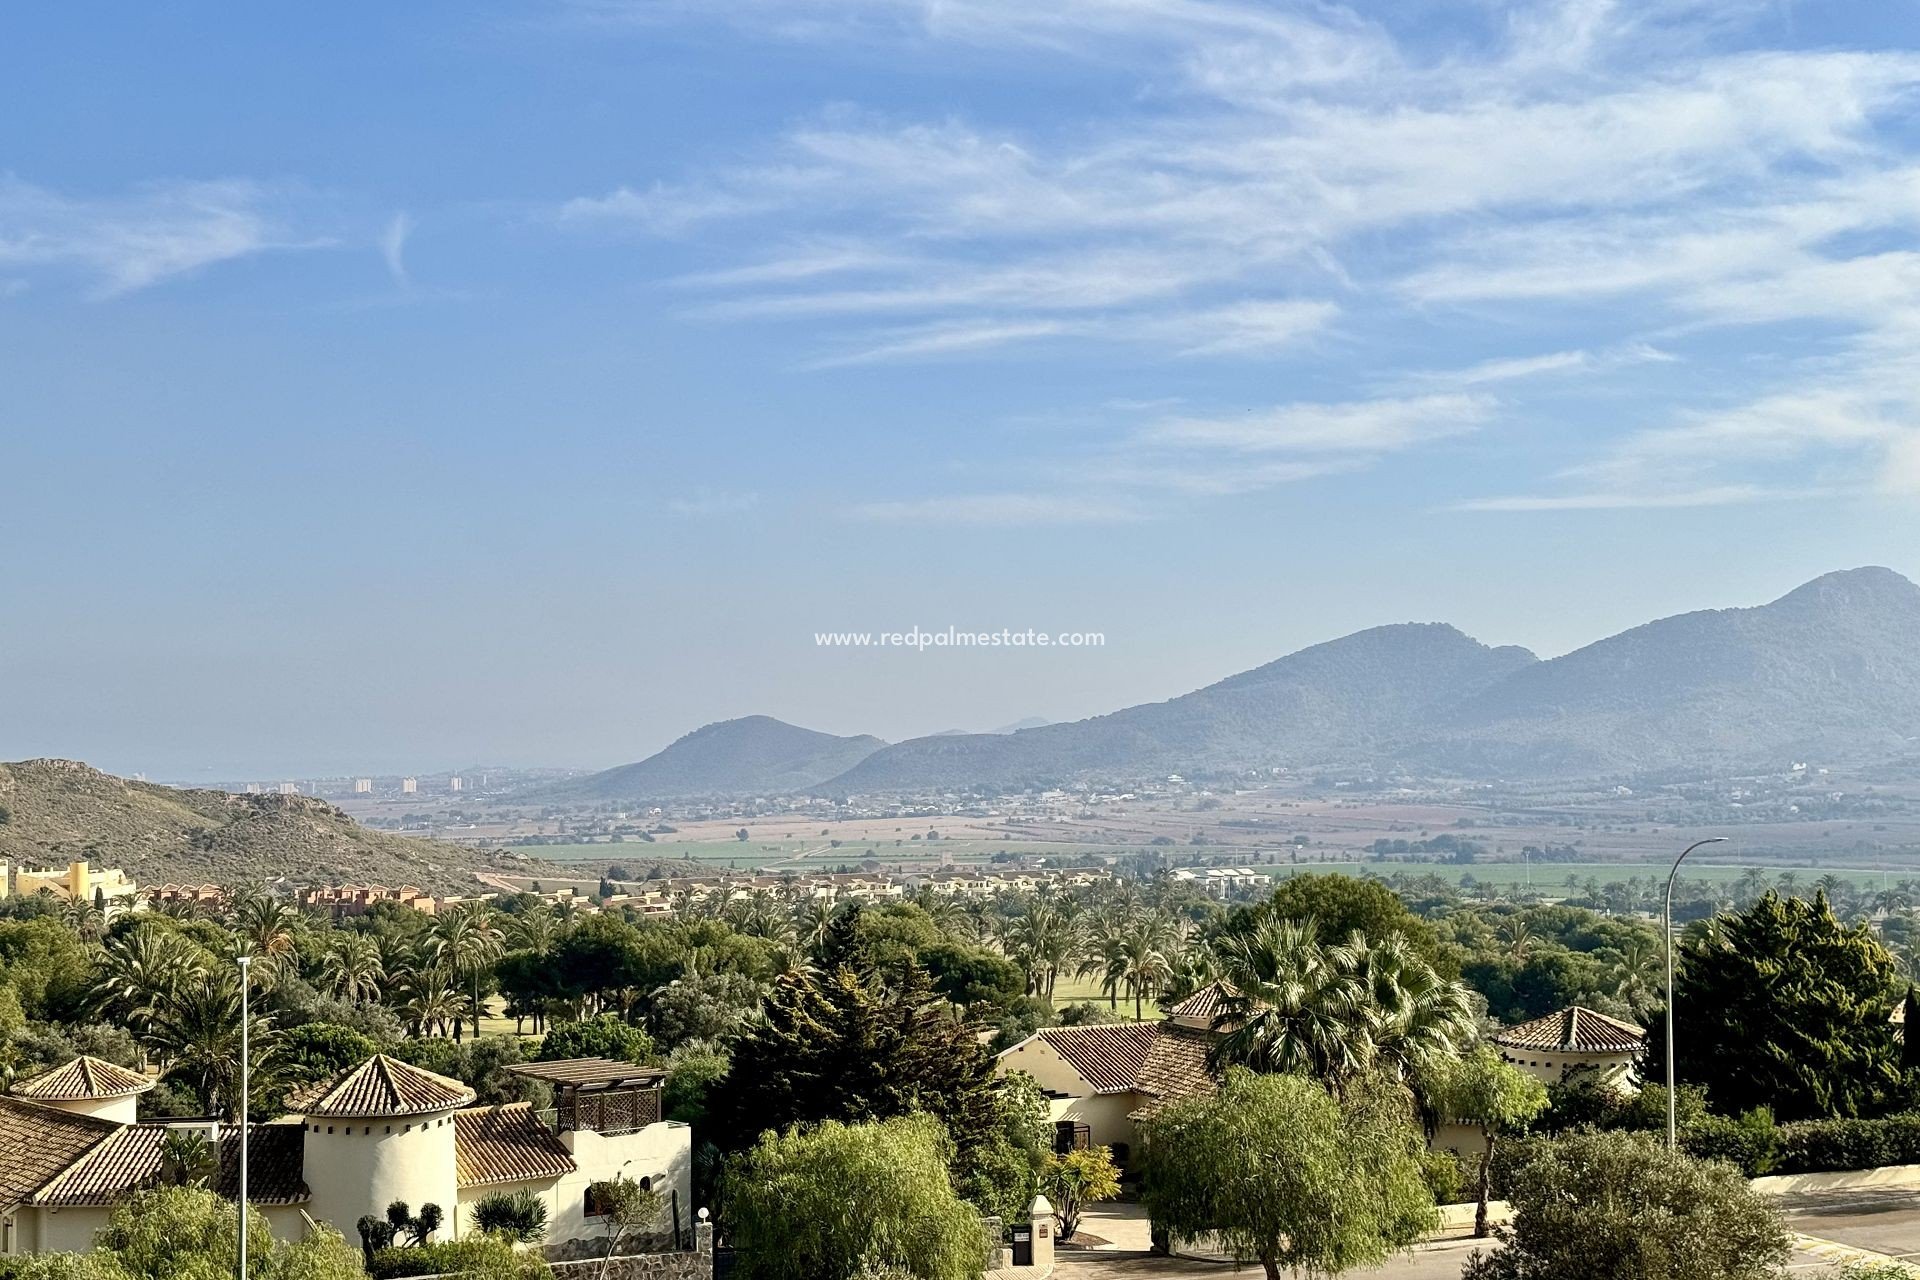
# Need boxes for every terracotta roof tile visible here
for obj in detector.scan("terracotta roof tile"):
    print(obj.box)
[1162,981,1239,1026]
[1129,1024,1218,1120]
[29,1123,307,1207]
[0,1097,120,1215]
[1491,1006,1645,1055]
[305,1054,475,1118]
[1003,1024,1157,1094]
[11,1056,153,1102]
[455,1103,577,1188]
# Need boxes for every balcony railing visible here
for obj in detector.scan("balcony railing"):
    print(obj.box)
[538,1085,662,1136]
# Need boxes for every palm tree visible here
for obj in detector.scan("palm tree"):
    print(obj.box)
[1349,931,1475,1089]
[324,933,387,1006]
[63,896,108,943]
[430,903,505,1039]
[1210,916,1373,1086]
[93,922,210,1054]
[1607,933,1663,1009]
[1113,920,1175,1021]
[1076,912,1129,1010]
[400,967,466,1039]
[1006,900,1079,1001]
[143,969,276,1117]
[1495,916,1533,961]
[795,898,837,953]
[231,894,301,991]
[507,908,559,955]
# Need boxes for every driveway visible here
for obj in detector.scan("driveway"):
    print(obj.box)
[1052,1198,1859,1278]
[1782,1185,1920,1268]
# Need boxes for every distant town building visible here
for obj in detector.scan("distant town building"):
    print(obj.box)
[401,777,418,794]
[297,883,442,918]
[245,783,262,794]
[353,778,373,794]
[1,860,139,909]
[277,782,299,796]
[449,776,464,792]
[1171,866,1268,899]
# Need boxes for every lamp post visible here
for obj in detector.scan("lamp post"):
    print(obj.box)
[237,955,251,1280]
[1665,837,1728,1150]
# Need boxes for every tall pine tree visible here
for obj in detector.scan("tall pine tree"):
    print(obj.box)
[712,958,997,1157]
[1648,891,1899,1120]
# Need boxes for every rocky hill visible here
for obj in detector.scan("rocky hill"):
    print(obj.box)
[0,759,498,893]
[1413,566,1920,777]
[826,623,1538,792]
[544,716,886,802]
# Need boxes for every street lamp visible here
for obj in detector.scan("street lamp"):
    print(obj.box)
[237,955,251,1280]
[1665,837,1728,1150]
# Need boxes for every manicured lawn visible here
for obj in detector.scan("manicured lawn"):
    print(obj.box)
[1051,974,1163,1021]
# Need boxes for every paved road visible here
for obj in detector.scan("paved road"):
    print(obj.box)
[1783,1186,1920,1267]
[1052,1186,1920,1279]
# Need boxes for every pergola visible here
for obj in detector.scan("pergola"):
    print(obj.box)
[504,1057,667,1135]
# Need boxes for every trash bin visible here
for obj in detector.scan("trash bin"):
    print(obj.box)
[1011,1225,1033,1266]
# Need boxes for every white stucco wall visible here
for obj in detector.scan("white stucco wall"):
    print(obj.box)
[301,1109,461,1240]
[997,1036,1091,1098]
[36,1095,142,1125]
[1045,1092,1140,1154]
[548,1121,693,1246]
[1495,1048,1636,1089]
[997,1034,1143,1156]
[22,1203,306,1255]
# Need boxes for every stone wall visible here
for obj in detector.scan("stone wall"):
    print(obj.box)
[547,1224,712,1280]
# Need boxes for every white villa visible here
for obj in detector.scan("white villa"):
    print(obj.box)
[995,986,1221,1165]
[1488,1005,1646,1090]
[999,987,1646,1166]
[0,1053,691,1259]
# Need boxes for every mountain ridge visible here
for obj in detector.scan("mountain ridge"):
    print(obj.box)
[545,715,886,802]
[542,567,1920,798]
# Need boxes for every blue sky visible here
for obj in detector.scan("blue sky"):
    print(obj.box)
[6,1,1920,780]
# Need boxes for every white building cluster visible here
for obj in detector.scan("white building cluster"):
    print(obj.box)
[0,1054,690,1260]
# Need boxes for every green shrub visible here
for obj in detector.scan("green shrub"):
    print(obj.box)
[472,1189,549,1243]
[1684,1110,1780,1177]
[1777,1118,1894,1174]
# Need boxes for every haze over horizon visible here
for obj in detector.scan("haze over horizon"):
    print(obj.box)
[9,3,1920,779]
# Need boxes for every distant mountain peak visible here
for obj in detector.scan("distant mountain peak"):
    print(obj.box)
[1772,565,1920,610]
[545,716,886,801]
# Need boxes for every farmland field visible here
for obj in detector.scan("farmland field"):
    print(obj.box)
[1259,859,1912,888]
[517,837,1144,870]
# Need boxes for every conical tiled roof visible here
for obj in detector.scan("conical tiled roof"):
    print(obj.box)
[1163,980,1240,1025]
[1490,1006,1645,1055]
[11,1056,153,1102]
[305,1054,475,1118]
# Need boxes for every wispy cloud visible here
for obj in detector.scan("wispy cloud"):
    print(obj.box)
[560,0,1920,513]
[1408,344,1675,389]
[1453,485,1798,512]
[852,493,1141,524]
[799,299,1336,368]
[381,212,413,286]
[864,390,1490,523]
[667,488,761,516]
[0,177,320,297]
[1146,393,1492,454]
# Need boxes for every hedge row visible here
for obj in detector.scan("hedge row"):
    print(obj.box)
[1669,1111,1920,1178]
[1489,1111,1920,1185]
